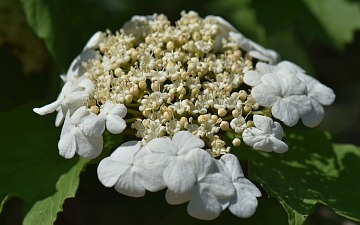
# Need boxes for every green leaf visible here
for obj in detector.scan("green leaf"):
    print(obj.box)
[302,0,360,49]
[229,129,360,224]
[0,101,123,224]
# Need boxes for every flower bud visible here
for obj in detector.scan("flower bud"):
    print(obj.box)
[218,108,227,117]
[220,121,229,131]
[232,138,241,147]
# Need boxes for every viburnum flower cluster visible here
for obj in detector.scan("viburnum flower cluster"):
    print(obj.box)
[33,11,335,220]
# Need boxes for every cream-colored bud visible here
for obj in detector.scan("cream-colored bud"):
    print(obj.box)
[211,115,218,122]
[239,90,248,101]
[218,108,227,117]
[166,41,175,51]
[244,104,252,113]
[139,81,147,89]
[187,63,196,72]
[114,68,122,77]
[202,35,210,42]
[131,49,139,61]
[145,36,153,44]
[179,117,188,127]
[232,138,241,147]
[247,120,254,127]
[163,34,171,43]
[154,47,162,58]
[125,95,133,103]
[177,86,186,95]
[220,121,229,131]
[88,99,97,107]
[232,109,240,118]
[192,31,201,41]
[224,84,232,93]
[163,111,172,121]
[181,71,190,80]
[143,110,151,118]
[198,115,206,124]
[191,87,200,95]
[130,86,139,96]
[252,103,259,110]
[99,44,108,53]
[151,81,161,91]
[90,105,99,114]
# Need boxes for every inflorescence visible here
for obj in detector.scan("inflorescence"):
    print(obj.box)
[33,11,335,220]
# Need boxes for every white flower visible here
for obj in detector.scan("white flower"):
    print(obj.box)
[33,81,89,116]
[216,154,262,218]
[146,131,205,194]
[251,69,312,126]
[242,115,288,153]
[60,31,104,83]
[97,141,166,197]
[58,106,103,159]
[229,31,280,65]
[94,100,127,134]
[230,115,247,133]
[295,73,335,127]
[165,148,235,220]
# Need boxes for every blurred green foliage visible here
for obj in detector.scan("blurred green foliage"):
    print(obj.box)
[1,0,360,224]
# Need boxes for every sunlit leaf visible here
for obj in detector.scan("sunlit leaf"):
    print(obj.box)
[229,129,360,224]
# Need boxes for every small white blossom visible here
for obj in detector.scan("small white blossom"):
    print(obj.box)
[215,154,262,218]
[98,100,127,134]
[58,106,103,159]
[251,69,312,126]
[97,141,166,197]
[229,31,280,64]
[146,131,205,194]
[295,73,336,127]
[165,147,235,220]
[242,115,288,153]
[33,81,89,117]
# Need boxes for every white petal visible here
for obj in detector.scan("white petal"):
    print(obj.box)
[234,179,262,197]
[84,31,103,50]
[58,132,76,159]
[165,188,192,205]
[114,169,146,197]
[187,185,222,220]
[106,115,126,134]
[242,127,266,144]
[256,62,276,74]
[172,131,205,155]
[277,60,305,73]
[251,84,280,107]
[81,116,105,136]
[218,154,244,181]
[229,183,259,218]
[185,149,213,181]
[55,109,64,127]
[253,137,288,153]
[163,158,196,194]
[243,71,263,86]
[301,98,325,128]
[97,157,129,187]
[33,100,61,115]
[109,103,127,117]
[200,173,235,200]
[74,130,103,159]
[135,149,167,192]
[272,99,300,127]
[147,136,176,154]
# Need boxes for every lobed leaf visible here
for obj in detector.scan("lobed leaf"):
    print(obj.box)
[229,128,360,224]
